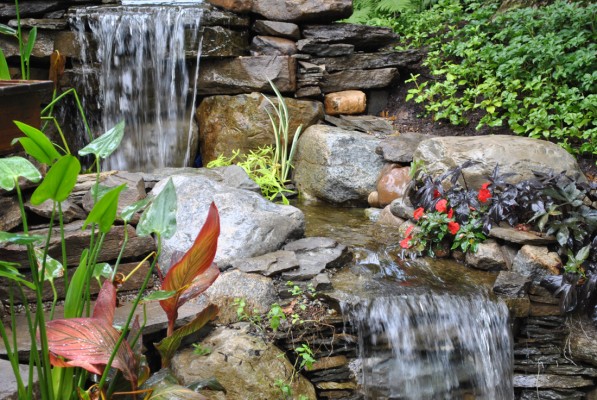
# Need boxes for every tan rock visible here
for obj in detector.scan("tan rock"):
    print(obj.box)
[250,35,297,56]
[376,205,405,227]
[367,191,380,208]
[205,0,253,13]
[324,90,366,116]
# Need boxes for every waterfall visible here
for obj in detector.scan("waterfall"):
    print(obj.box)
[346,294,514,399]
[71,3,203,171]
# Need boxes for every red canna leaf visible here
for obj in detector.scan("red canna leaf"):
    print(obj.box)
[160,202,220,335]
[92,279,117,325]
[46,318,137,387]
[177,263,220,309]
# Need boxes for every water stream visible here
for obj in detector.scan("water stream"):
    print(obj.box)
[72,2,203,171]
[298,201,514,399]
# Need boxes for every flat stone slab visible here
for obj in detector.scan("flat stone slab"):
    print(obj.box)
[281,237,352,281]
[376,132,434,163]
[324,115,395,136]
[513,374,594,389]
[0,358,37,400]
[490,227,557,245]
[231,250,300,277]
[492,271,531,297]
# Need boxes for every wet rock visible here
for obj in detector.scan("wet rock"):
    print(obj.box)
[312,272,333,291]
[322,68,399,93]
[528,284,560,305]
[197,92,323,164]
[390,197,415,220]
[376,165,411,207]
[0,358,38,400]
[0,196,22,231]
[297,40,355,56]
[413,136,586,189]
[519,389,585,400]
[25,198,86,224]
[250,35,296,56]
[293,125,384,205]
[231,250,299,277]
[465,239,507,271]
[512,245,561,284]
[489,226,556,245]
[567,316,597,367]
[324,90,367,116]
[197,26,249,58]
[253,20,300,40]
[492,271,531,297]
[0,30,56,59]
[171,325,317,399]
[150,171,304,268]
[529,302,562,317]
[281,237,352,281]
[81,171,146,222]
[503,297,531,318]
[205,270,277,324]
[8,18,67,30]
[513,374,594,388]
[0,2,63,18]
[376,132,433,163]
[198,55,296,95]
[376,205,406,227]
[302,24,398,51]
[311,50,423,73]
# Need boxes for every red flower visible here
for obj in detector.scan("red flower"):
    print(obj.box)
[404,225,414,237]
[400,236,412,249]
[435,199,448,213]
[478,182,492,203]
[447,208,454,219]
[448,221,460,235]
[413,207,425,221]
[433,189,441,199]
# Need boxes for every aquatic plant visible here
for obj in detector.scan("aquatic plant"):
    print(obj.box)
[0,118,221,398]
[0,0,37,79]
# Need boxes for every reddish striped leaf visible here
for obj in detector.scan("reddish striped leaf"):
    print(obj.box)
[92,279,117,325]
[46,318,137,385]
[160,202,219,334]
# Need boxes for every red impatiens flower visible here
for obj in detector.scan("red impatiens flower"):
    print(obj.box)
[404,225,414,237]
[478,182,492,203]
[447,208,454,219]
[435,199,448,213]
[448,221,460,235]
[400,236,412,249]
[413,207,425,221]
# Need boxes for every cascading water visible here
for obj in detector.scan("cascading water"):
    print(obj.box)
[345,293,513,399]
[71,1,203,171]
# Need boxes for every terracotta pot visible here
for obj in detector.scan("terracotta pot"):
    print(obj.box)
[0,80,53,155]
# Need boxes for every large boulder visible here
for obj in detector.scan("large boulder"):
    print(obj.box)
[171,325,317,399]
[207,0,352,22]
[413,135,586,189]
[293,125,384,205]
[150,168,305,269]
[197,92,323,164]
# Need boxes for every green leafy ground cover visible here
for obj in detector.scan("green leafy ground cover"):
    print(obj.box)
[349,0,597,159]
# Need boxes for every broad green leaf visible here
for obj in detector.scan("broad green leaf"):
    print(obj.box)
[92,263,113,281]
[0,23,17,36]
[30,155,80,205]
[90,184,116,202]
[0,156,41,191]
[0,261,35,289]
[0,231,44,245]
[83,184,126,233]
[159,203,219,330]
[64,250,88,318]
[23,27,37,63]
[155,304,218,367]
[33,248,64,282]
[78,120,125,159]
[46,317,137,385]
[120,197,150,224]
[143,290,177,302]
[576,245,591,263]
[12,121,61,165]
[136,178,177,238]
[0,49,9,80]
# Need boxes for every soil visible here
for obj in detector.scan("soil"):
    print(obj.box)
[382,71,597,183]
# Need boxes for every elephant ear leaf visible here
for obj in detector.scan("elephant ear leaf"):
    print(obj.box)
[12,121,61,165]
[79,120,125,159]
[46,318,137,386]
[30,155,80,205]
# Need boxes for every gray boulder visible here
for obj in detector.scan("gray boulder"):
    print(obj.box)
[150,168,305,269]
[293,125,385,205]
[413,135,586,189]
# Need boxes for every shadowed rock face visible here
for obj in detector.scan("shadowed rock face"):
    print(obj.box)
[413,135,586,189]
